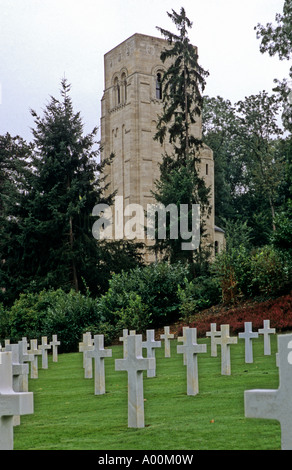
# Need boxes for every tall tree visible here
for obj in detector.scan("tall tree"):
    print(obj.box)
[155,7,209,159]
[202,96,241,226]
[0,134,32,304]
[152,8,211,268]
[0,134,32,217]
[203,93,287,245]
[236,91,284,231]
[1,80,115,301]
[255,0,292,65]
[255,0,292,213]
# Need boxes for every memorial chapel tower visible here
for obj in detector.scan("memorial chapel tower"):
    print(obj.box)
[100,33,224,256]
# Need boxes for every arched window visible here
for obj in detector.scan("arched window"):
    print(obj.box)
[121,72,127,103]
[156,72,162,100]
[114,77,120,106]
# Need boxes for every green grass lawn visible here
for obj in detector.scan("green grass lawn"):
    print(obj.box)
[14,334,281,450]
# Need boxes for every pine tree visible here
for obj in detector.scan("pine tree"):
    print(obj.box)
[1,80,115,300]
[155,7,209,159]
[152,8,211,268]
[0,134,33,303]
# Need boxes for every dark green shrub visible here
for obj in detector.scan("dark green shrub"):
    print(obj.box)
[212,245,253,302]
[177,276,221,322]
[250,245,290,296]
[97,262,190,331]
[5,289,101,352]
[213,244,290,303]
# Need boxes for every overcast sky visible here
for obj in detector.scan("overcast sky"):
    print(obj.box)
[0,0,289,142]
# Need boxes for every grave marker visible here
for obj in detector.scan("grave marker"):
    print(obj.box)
[245,334,292,450]
[5,344,29,393]
[39,336,51,369]
[258,320,276,355]
[119,329,136,358]
[115,334,155,428]
[238,322,259,363]
[160,326,174,358]
[178,326,189,365]
[79,332,94,378]
[0,352,33,450]
[142,330,161,377]
[5,343,30,426]
[18,339,34,390]
[119,329,129,356]
[50,335,60,362]
[177,328,207,395]
[214,324,238,375]
[206,323,221,357]
[86,335,112,395]
[28,339,42,379]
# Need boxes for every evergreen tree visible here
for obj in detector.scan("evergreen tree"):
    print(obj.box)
[152,8,211,268]
[0,133,32,217]
[155,7,209,158]
[1,80,115,301]
[0,134,33,304]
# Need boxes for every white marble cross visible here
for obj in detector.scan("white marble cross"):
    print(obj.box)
[119,329,129,356]
[238,322,259,363]
[50,335,60,362]
[18,338,34,390]
[245,334,292,450]
[79,332,94,378]
[214,324,238,375]
[28,339,42,379]
[177,328,207,395]
[38,336,51,369]
[0,352,33,450]
[86,335,112,395]
[119,329,136,357]
[5,343,29,392]
[178,326,189,365]
[206,323,221,357]
[258,320,276,355]
[115,334,155,428]
[5,343,30,426]
[142,329,161,377]
[160,326,174,357]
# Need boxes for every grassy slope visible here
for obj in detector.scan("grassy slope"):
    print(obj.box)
[14,334,281,450]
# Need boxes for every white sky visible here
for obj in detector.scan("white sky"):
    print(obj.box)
[0,0,289,142]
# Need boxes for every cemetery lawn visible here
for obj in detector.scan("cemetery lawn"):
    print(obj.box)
[14,335,281,450]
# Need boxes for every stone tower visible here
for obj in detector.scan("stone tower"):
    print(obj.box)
[100,33,224,257]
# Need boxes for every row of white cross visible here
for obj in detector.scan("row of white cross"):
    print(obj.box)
[0,335,61,450]
[1,323,289,450]
[79,320,292,448]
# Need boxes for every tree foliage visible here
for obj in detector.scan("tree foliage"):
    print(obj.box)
[203,91,288,245]
[255,0,292,63]
[0,80,143,305]
[152,8,212,267]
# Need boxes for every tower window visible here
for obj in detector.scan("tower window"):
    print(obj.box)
[206,164,209,175]
[156,73,162,100]
[121,72,127,103]
[114,77,120,106]
[117,83,121,105]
